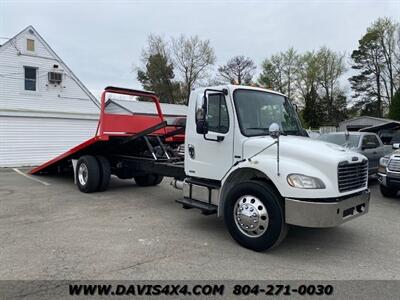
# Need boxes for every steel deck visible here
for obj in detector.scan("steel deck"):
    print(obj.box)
[30,86,184,175]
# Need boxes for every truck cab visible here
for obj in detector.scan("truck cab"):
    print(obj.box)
[179,85,370,251]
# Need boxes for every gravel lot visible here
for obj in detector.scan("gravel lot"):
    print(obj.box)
[0,168,399,280]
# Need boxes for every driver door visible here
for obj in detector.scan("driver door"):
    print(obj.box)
[361,134,380,173]
[185,92,234,180]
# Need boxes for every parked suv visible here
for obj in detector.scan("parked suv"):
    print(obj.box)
[377,143,400,197]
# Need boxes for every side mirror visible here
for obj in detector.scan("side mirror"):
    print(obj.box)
[393,143,400,149]
[196,120,208,134]
[269,123,281,139]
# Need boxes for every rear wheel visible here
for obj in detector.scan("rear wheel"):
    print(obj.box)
[224,180,287,251]
[96,155,111,191]
[380,184,398,197]
[76,155,100,193]
[134,174,164,186]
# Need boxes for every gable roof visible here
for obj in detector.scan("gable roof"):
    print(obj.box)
[0,25,99,109]
[339,116,397,125]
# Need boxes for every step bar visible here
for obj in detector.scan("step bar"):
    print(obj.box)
[176,198,217,215]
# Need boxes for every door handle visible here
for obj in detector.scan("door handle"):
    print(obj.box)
[203,134,224,142]
[188,144,195,159]
[373,151,377,154]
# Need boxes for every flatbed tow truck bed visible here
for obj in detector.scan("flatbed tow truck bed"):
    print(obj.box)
[30,86,186,182]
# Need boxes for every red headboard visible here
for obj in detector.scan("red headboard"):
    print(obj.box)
[97,87,166,137]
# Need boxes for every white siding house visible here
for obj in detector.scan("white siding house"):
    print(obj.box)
[0,26,99,167]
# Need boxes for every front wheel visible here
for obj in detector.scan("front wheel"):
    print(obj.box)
[224,181,287,251]
[380,184,398,197]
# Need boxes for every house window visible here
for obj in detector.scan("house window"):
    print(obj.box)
[27,39,35,51]
[24,67,37,91]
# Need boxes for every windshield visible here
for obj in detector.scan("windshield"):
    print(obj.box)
[233,89,303,137]
[318,134,360,148]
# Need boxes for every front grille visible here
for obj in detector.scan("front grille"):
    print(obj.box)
[338,160,368,192]
[388,159,400,172]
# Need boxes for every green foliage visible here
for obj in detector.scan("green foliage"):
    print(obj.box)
[172,35,216,103]
[389,91,400,120]
[137,54,182,104]
[259,47,347,127]
[258,47,298,99]
[349,17,400,117]
[217,55,256,84]
[302,86,322,128]
[326,93,348,125]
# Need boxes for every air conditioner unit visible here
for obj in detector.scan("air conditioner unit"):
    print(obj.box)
[48,72,63,84]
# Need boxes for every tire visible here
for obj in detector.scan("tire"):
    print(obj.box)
[134,174,164,186]
[153,175,164,185]
[76,155,100,193]
[224,180,287,251]
[380,184,398,197]
[96,155,111,192]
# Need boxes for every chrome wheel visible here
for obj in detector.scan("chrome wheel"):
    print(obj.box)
[234,195,269,238]
[78,163,88,186]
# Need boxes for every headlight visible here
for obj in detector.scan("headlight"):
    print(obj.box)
[379,156,389,167]
[287,174,326,189]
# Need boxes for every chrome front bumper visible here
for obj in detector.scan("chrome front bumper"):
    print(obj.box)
[285,190,370,228]
[378,172,400,189]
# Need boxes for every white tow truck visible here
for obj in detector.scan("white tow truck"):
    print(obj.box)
[31,85,370,251]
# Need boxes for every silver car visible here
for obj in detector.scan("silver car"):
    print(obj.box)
[317,132,391,175]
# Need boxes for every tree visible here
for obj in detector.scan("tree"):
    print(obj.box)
[302,85,322,128]
[258,48,299,98]
[295,52,324,127]
[295,51,320,103]
[258,53,285,92]
[171,35,216,103]
[316,47,346,124]
[259,47,347,126]
[281,47,299,100]
[217,55,256,84]
[327,91,347,125]
[376,18,399,102]
[141,34,170,63]
[258,48,299,100]
[137,53,181,104]
[349,17,400,117]
[389,91,400,120]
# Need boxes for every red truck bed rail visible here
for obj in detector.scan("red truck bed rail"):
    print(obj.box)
[30,86,183,175]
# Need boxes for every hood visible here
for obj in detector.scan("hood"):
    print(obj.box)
[243,135,367,166]
[389,149,400,158]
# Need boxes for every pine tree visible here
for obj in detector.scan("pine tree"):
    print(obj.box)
[389,91,400,120]
[137,54,181,103]
[302,85,321,128]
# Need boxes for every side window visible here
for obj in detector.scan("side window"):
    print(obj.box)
[369,135,380,147]
[207,93,229,133]
[24,66,37,91]
[362,135,378,148]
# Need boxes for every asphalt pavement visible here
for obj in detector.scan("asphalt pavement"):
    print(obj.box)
[0,168,399,280]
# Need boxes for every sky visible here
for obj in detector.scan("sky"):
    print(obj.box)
[0,0,399,98]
